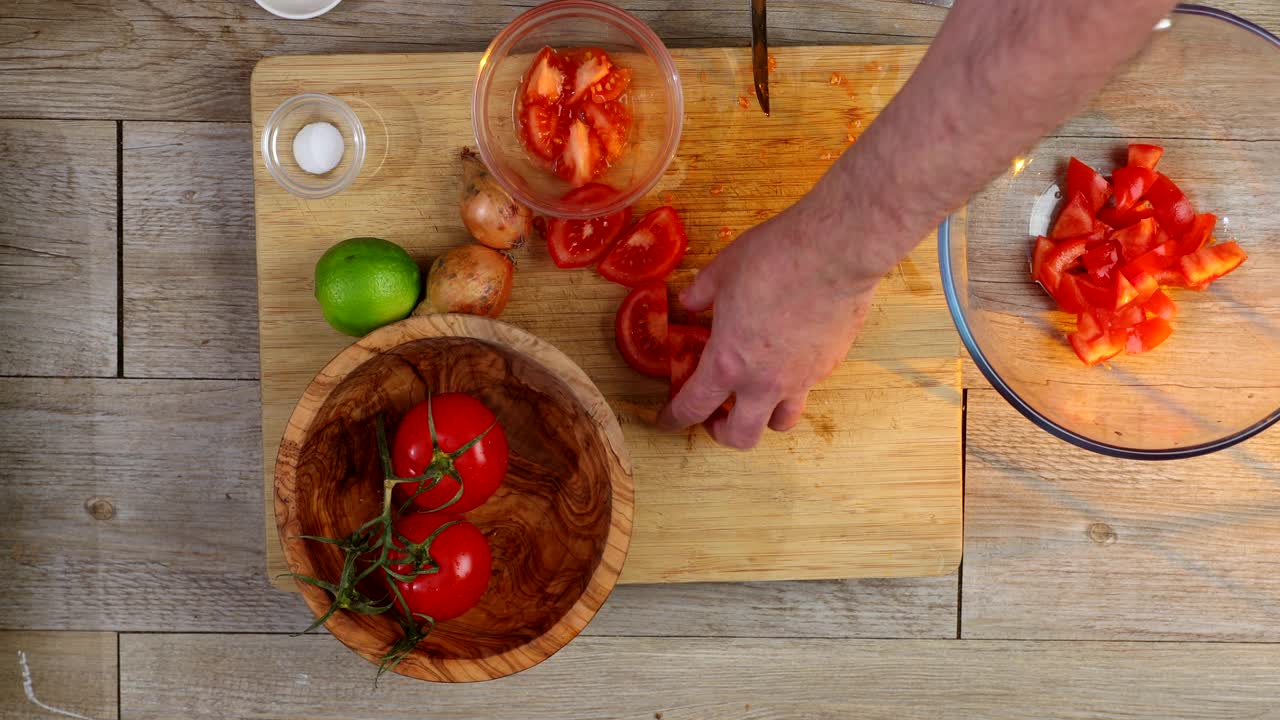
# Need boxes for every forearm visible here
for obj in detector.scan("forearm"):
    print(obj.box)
[812,0,1178,286]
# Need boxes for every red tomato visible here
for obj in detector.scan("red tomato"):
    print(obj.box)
[386,513,491,622]
[1074,274,1116,310]
[522,47,565,106]
[1054,272,1089,314]
[589,67,632,104]
[1098,199,1155,229]
[1065,158,1111,213]
[1069,327,1127,367]
[1125,317,1174,354]
[1111,166,1157,213]
[1111,217,1158,261]
[1081,240,1121,281]
[1180,213,1216,255]
[1113,273,1140,310]
[1144,173,1196,237]
[1127,143,1164,170]
[1129,271,1160,306]
[546,183,632,268]
[1035,236,1090,293]
[555,119,605,187]
[1143,289,1178,321]
[1123,239,1182,279]
[668,323,711,397]
[583,100,631,161]
[1031,236,1055,285]
[1051,192,1097,239]
[615,281,669,377]
[1180,240,1247,286]
[391,394,510,514]
[598,206,689,287]
[565,47,613,105]
[520,103,562,162]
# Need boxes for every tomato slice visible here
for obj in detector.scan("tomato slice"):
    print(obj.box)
[566,47,613,105]
[1069,327,1127,367]
[555,119,604,187]
[1123,239,1182,279]
[615,281,669,377]
[1035,236,1090,293]
[522,47,565,106]
[598,206,689,287]
[1065,158,1111,213]
[1081,240,1121,281]
[583,101,631,162]
[1180,212,1216,255]
[1111,166,1157,213]
[545,183,632,268]
[1127,143,1164,170]
[589,67,632,104]
[1051,192,1097,240]
[520,102,562,162]
[1179,240,1247,287]
[1144,173,1196,237]
[668,323,711,397]
[1143,289,1177,320]
[1125,317,1174,354]
[1098,199,1155,229]
[1111,217,1158,261]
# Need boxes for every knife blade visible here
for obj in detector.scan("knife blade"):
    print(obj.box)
[751,0,770,115]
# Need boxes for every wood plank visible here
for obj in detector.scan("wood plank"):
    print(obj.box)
[963,387,1280,640]
[253,47,961,587]
[0,0,943,122]
[0,631,117,720]
[120,634,1280,719]
[0,120,116,377]
[123,122,258,379]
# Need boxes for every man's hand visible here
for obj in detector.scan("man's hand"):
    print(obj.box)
[657,191,881,449]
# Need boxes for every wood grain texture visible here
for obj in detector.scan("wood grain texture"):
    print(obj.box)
[253,46,962,587]
[0,378,312,632]
[123,122,259,379]
[0,631,117,720]
[0,0,945,122]
[120,634,1280,719]
[0,120,117,377]
[275,315,633,682]
[963,388,1280,640]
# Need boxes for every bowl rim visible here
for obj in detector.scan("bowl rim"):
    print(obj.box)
[471,0,685,220]
[937,4,1280,461]
[273,314,635,682]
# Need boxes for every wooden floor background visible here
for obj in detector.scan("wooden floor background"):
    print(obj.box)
[2,1,1279,717]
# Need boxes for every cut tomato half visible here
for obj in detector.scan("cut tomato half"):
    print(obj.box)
[1179,240,1247,286]
[1111,166,1157,213]
[545,183,632,268]
[1127,143,1164,170]
[1065,158,1111,213]
[598,206,689,287]
[1051,192,1097,240]
[615,281,669,377]
[668,323,711,397]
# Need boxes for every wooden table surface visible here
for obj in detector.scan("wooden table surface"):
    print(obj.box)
[2,1,1278,717]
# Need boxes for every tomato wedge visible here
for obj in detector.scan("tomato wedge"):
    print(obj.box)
[1144,173,1196,237]
[1127,143,1164,170]
[589,68,632,104]
[1054,272,1089,314]
[1098,199,1155,229]
[1123,239,1182,279]
[615,281,669,377]
[522,47,565,105]
[1179,240,1247,286]
[545,183,632,268]
[1081,240,1121,281]
[520,103,562,161]
[583,100,631,162]
[1111,217,1158,261]
[1035,236,1090,293]
[1069,327,1127,367]
[1065,158,1111,213]
[1180,212,1216,255]
[1125,317,1174,354]
[1111,166,1157,213]
[1129,271,1159,306]
[598,206,689,287]
[555,119,604,187]
[1143,289,1177,320]
[1051,192,1097,240]
[668,323,711,397]
[566,47,613,105]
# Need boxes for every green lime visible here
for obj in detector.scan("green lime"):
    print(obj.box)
[314,237,421,337]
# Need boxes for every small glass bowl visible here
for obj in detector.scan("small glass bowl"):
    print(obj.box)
[473,0,684,220]
[261,92,366,200]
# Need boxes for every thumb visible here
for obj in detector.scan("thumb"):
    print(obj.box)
[680,263,719,312]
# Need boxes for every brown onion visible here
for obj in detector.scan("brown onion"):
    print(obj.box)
[414,245,514,319]
[459,147,531,250]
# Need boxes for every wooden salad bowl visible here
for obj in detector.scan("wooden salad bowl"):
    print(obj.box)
[273,314,634,682]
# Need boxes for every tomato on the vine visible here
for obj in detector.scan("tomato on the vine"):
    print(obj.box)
[391,393,509,514]
[386,512,492,622]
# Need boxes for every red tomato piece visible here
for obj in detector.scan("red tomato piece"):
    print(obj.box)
[1125,317,1174,354]
[598,206,689,287]
[1051,192,1097,240]
[1179,240,1248,287]
[1114,272,1140,310]
[668,323,711,397]
[1069,327,1127,367]
[1098,199,1155,229]
[1075,274,1116,310]
[1082,305,1145,338]
[545,183,632,268]
[1144,173,1196,237]
[1111,217,1159,261]
[1065,158,1111,213]
[1081,240,1121,281]
[555,119,605,187]
[1031,235,1054,283]
[566,47,613,105]
[615,281,669,377]
[590,67,632,104]
[391,394,510,514]
[1180,212,1216,255]
[1054,272,1089,314]
[583,101,632,162]
[1076,310,1104,340]
[386,513,491,622]
[1123,239,1182,279]
[1127,143,1164,170]
[520,102,562,162]
[1036,236,1090,293]
[1143,289,1178,320]
[1151,266,1202,290]
[522,47,565,106]
[1111,166,1157,213]
[1129,271,1160,306]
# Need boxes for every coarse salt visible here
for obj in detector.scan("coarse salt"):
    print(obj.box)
[293,122,345,175]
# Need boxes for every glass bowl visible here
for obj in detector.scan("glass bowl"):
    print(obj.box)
[472,0,683,220]
[261,92,366,200]
[941,5,1280,459]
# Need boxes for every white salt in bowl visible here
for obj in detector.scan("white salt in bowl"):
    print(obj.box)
[261,93,366,200]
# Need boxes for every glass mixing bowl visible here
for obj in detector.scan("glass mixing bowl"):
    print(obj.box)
[941,5,1280,459]
[472,0,683,220]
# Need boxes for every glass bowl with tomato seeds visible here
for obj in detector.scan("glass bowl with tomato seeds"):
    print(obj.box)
[941,6,1280,459]
[473,0,683,220]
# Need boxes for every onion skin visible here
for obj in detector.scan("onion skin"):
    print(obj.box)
[414,245,514,319]
[460,147,531,250]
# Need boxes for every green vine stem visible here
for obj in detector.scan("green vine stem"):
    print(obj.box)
[284,394,495,683]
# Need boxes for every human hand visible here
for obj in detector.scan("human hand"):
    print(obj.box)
[656,192,883,449]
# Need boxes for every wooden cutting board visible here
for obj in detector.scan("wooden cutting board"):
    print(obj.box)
[252,45,961,589]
